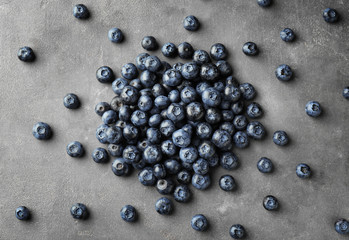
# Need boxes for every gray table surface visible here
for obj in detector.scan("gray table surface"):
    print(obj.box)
[1,0,348,239]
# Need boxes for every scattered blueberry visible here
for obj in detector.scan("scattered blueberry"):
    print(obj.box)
[108,28,124,43]
[296,163,311,178]
[273,130,289,146]
[17,46,35,62]
[233,131,249,148]
[178,42,194,59]
[305,101,322,117]
[335,219,349,235]
[229,224,246,239]
[219,175,236,191]
[96,66,114,83]
[242,42,258,56]
[141,36,158,51]
[263,195,279,211]
[210,43,228,60]
[102,110,118,124]
[120,205,137,222]
[112,158,130,176]
[181,62,200,80]
[92,147,109,163]
[246,102,263,118]
[216,60,233,76]
[257,157,273,173]
[323,8,339,23]
[191,214,208,231]
[343,87,349,99]
[193,50,211,65]
[174,185,191,202]
[246,121,266,140]
[162,42,177,58]
[239,83,256,100]
[121,63,138,80]
[138,167,156,186]
[257,0,271,7]
[192,173,211,190]
[63,93,80,109]
[145,55,162,73]
[280,28,295,42]
[66,141,84,158]
[135,53,150,71]
[32,122,52,140]
[15,206,30,220]
[275,64,293,81]
[156,178,175,195]
[70,203,89,219]
[220,152,239,170]
[183,15,200,31]
[155,197,173,215]
[73,4,89,19]
[176,170,192,185]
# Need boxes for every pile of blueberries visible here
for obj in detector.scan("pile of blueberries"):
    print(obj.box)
[15,0,349,238]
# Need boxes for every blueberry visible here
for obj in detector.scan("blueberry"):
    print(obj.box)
[257,157,273,173]
[159,140,176,157]
[131,110,148,127]
[102,110,118,124]
[323,8,339,23]
[32,122,52,140]
[167,103,185,123]
[275,64,293,81]
[180,86,197,104]
[200,63,220,81]
[133,158,146,170]
[108,144,123,157]
[191,214,208,231]
[116,120,127,129]
[137,95,152,112]
[233,131,249,148]
[335,219,349,235]
[120,205,137,222]
[123,124,139,141]
[173,185,191,203]
[224,85,241,102]
[257,0,271,7]
[273,130,289,146]
[140,70,157,87]
[196,122,213,140]
[108,28,124,43]
[73,4,89,19]
[66,141,84,157]
[95,102,110,116]
[145,55,162,72]
[216,60,233,76]
[305,101,322,117]
[205,108,222,125]
[129,79,142,89]
[220,122,235,136]
[137,140,150,152]
[246,102,263,118]
[212,129,232,150]
[183,15,200,31]
[246,121,266,140]
[181,62,200,80]
[138,167,157,186]
[162,69,182,87]
[96,66,114,83]
[156,178,175,195]
[222,110,235,122]
[242,42,259,56]
[70,203,89,220]
[155,96,170,110]
[17,46,35,62]
[193,50,211,65]
[123,145,141,164]
[179,146,198,164]
[239,83,256,100]
[192,173,211,190]
[167,91,179,104]
[152,83,166,97]
[214,81,225,93]
[92,147,109,163]
[196,82,211,95]
[210,43,227,60]
[219,175,236,191]
[160,61,172,73]
[164,159,182,175]
[233,115,248,131]
[121,63,138,80]
[343,87,349,99]
[193,158,210,175]
[220,152,239,170]
[226,76,240,88]
[231,100,244,115]
[160,119,176,137]
[176,170,192,184]
[153,163,167,179]
[15,206,30,220]
[280,28,295,42]
[155,197,173,215]
[186,102,205,121]
[198,140,216,158]
[296,163,311,178]
[141,36,158,51]
[143,145,162,165]
[206,153,219,167]
[148,114,162,128]
[135,53,150,71]
[230,224,246,239]
[263,195,279,211]
[162,42,177,58]
[146,128,161,144]
[178,42,194,59]
[112,78,128,96]
[118,105,131,121]
[172,129,191,148]
[112,158,130,176]
[96,124,109,143]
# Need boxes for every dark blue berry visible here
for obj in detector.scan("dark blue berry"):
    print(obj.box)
[120,205,137,222]
[220,152,239,170]
[181,62,200,80]
[145,55,162,72]
[108,28,123,43]
[154,96,170,110]
[200,63,220,81]
[70,203,89,219]
[168,90,181,103]
[246,121,266,140]
[280,28,295,42]
[242,42,258,56]
[131,110,148,127]
[143,145,162,165]
[230,224,246,239]
[335,219,349,234]
[162,42,177,58]
[155,197,173,215]
[108,144,123,157]
[275,64,293,81]
[123,145,141,164]
[172,129,191,148]
[192,173,211,190]
[167,103,185,123]
[141,36,158,51]
[257,157,273,173]
[257,0,271,7]
[296,163,311,178]
[153,163,167,179]
[178,42,194,59]
[95,102,110,116]
[224,85,241,102]
[183,15,200,31]
[102,110,118,124]
[263,195,279,211]
[305,101,322,117]
[186,102,205,121]
[210,43,227,60]
[123,124,139,141]
[231,100,244,115]
[233,131,249,148]
[216,60,233,76]
[112,158,130,176]
[180,86,197,104]
[233,115,248,131]
[17,46,35,62]
[32,122,52,140]
[96,66,114,83]
[219,175,236,191]
[193,50,210,65]
[176,170,192,184]
[196,82,211,95]
[196,122,213,139]
[193,158,210,175]
[179,146,198,164]
[135,53,150,71]
[138,167,156,186]
[156,178,175,195]
[191,214,208,231]
[219,122,235,136]
[323,8,339,23]
[149,114,162,127]
[159,120,176,137]
[211,129,232,150]
[140,70,157,87]
[205,108,222,125]
[239,83,256,100]
[15,206,30,220]
[273,130,289,146]
[92,147,109,163]
[121,63,138,80]
[112,78,128,96]
[73,4,89,19]
[246,102,263,118]
[96,124,109,143]
[222,110,235,122]
[66,141,84,157]
[173,185,191,203]
[130,79,142,90]
[342,87,349,99]
[164,159,182,175]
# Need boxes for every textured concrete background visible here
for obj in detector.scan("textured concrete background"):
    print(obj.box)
[0,0,348,239]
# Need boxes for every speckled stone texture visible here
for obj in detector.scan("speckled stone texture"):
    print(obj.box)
[0,0,348,239]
